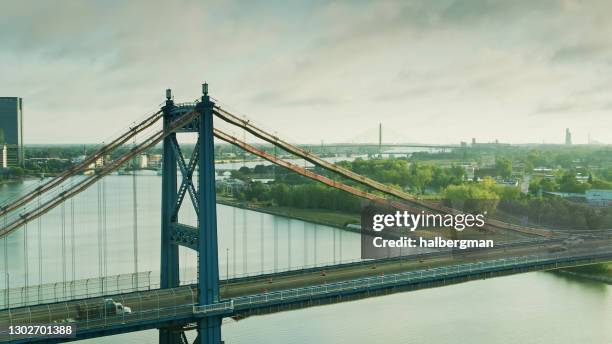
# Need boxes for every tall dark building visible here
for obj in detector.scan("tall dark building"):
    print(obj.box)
[565,128,572,145]
[0,97,24,166]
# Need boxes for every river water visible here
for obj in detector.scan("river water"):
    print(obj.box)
[1,176,610,343]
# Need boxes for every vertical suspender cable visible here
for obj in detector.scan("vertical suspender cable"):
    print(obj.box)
[242,130,246,167]
[102,178,107,285]
[132,163,139,288]
[23,222,28,303]
[3,235,7,307]
[274,218,278,273]
[303,222,307,266]
[241,130,246,275]
[287,218,291,269]
[242,207,247,275]
[333,228,336,264]
[3,214,8,307]
[97,182,102,293]
[260,212,264,274]
[61,202,66,298]
[70,198,75,297]
[37,195,42,301]
[232,206,236,277]
[273,143,277,180]
[181,247,186,284]
[314,224,317,266]
[339,230,343,263]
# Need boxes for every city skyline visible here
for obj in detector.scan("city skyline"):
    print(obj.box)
[1,1,612,144]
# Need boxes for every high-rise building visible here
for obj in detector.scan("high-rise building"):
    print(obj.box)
[0,97,24,166]
[565,128,572,145]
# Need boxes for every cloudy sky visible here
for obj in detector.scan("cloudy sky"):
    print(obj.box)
[1,0,611,144]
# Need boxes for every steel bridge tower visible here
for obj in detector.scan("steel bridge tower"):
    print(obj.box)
[160,84,221,344]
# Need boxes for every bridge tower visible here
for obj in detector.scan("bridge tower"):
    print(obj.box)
[160,84,221,344]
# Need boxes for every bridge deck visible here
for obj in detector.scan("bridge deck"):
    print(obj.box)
[1,236,611,343]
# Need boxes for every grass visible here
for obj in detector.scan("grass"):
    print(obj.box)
[217,196,360,229]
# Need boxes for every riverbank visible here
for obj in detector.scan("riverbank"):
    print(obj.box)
[0,175,41,185]
[217,196,361,232]
[555,263,612,284]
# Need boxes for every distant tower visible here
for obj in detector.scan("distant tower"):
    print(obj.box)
[378,123,382,158]
[565,128,572,145]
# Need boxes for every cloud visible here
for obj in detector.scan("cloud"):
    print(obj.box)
[0,0,611,144]
[551,44,610,63]
[533,102,579,115]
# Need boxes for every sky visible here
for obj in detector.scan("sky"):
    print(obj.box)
[1,0,612,144]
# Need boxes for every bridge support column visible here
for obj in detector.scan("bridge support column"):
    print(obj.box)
[196,83,222,344]
[160,89,182,344]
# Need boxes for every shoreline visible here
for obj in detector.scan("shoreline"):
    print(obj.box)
[0,175,41,185]
[216,197,362,233]
[555,269,612,285]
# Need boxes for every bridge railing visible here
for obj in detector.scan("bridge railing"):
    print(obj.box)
[0,272,153,310]
[214,248,612,314]
[192,300,234,314]
[0,285,198,342]
[216,237,558,283]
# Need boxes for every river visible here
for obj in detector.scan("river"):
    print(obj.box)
[0,176,610,343]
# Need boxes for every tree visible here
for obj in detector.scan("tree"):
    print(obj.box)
[9,167,24,177]
[558,170,589,193]
[590,178,612,190]
[495,157,512,179]
[526,150,545,169]
[253,164,267,175]
[443,180,500,214]
[408,162,433,194]
[270,184,290,206]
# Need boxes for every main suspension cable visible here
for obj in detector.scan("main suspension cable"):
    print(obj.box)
[0,109,198,238]
[0,110,163,217]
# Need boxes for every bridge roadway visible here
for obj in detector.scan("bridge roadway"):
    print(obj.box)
[1,235,611,342]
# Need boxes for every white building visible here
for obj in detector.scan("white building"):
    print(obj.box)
[495,178,519,187]
[0,145,7,168]
[147,154,162,168]
[138,154,148,168]
[95,156,104,168]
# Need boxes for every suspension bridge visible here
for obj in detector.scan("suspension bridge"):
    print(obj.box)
[0,84,610,343]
